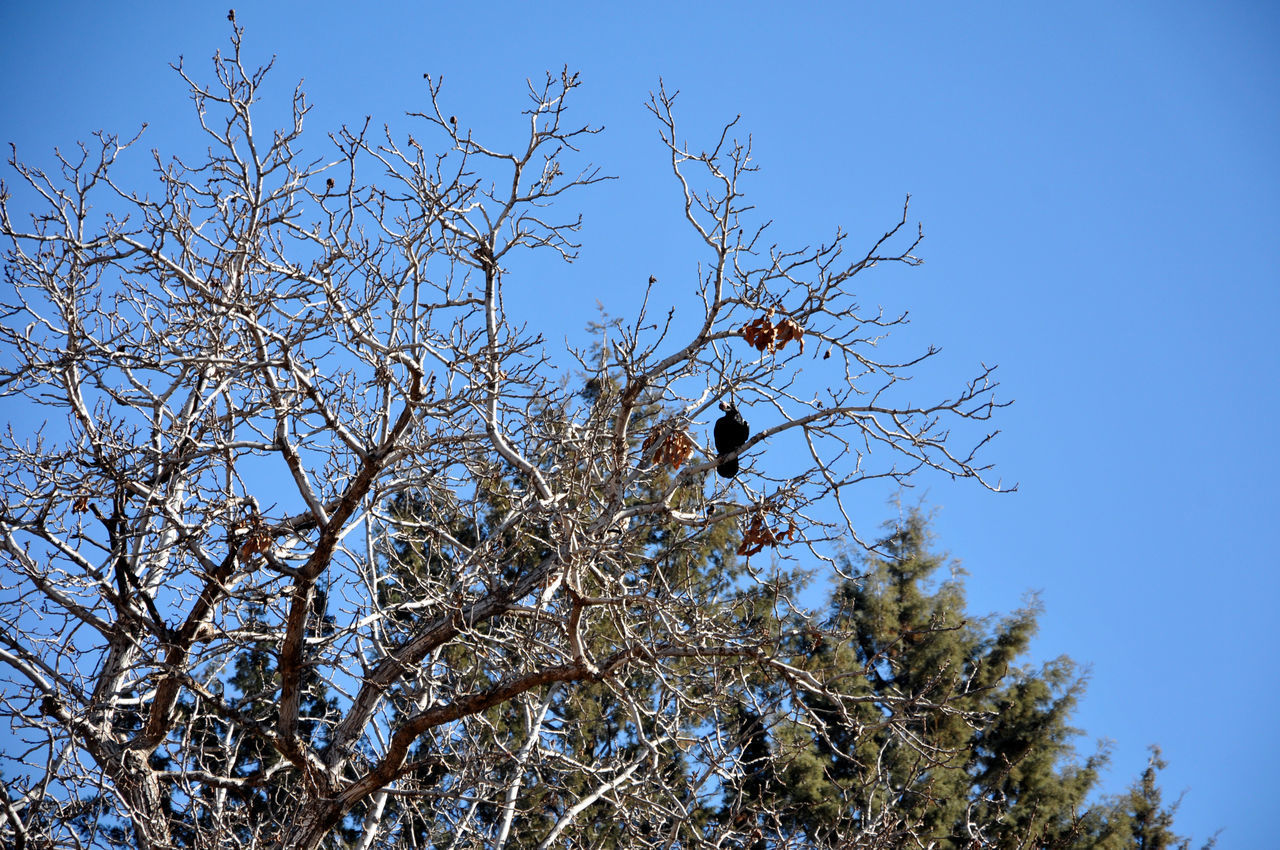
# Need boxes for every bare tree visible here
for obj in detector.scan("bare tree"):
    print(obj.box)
[0,25,1010,850]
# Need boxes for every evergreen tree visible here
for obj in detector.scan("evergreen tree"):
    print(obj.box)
[1071,746,1218,850]
[667,509,1215,850]
[369,472,1217,850]
[359,381,762,846]
[215,600,343,842]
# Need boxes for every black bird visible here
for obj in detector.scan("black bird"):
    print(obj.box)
[713,401,749,479]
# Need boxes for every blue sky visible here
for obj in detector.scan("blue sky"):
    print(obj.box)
[2,2,1276,845]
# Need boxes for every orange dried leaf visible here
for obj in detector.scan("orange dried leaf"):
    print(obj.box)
[644,424,696,470]
[735,510,798,557]
[738,313,805,354]
[665,431,695,469]
[642,430,660,453]
[775,317,805,353]
[239,530,271,558]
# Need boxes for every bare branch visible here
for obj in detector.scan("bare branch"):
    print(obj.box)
[0,29,1015,850]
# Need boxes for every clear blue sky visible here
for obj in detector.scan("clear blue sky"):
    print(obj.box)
[3,2,1276,845]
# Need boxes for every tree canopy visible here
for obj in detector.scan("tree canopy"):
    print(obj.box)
[0,23,1208,850]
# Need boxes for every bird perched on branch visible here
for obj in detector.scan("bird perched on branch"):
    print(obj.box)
[714,401,750,479]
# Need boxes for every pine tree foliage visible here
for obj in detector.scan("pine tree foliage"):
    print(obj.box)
[755,512,1101,847]
[1069,746,1218,850]
[368,481,1212,850]
[358,384,760,847]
